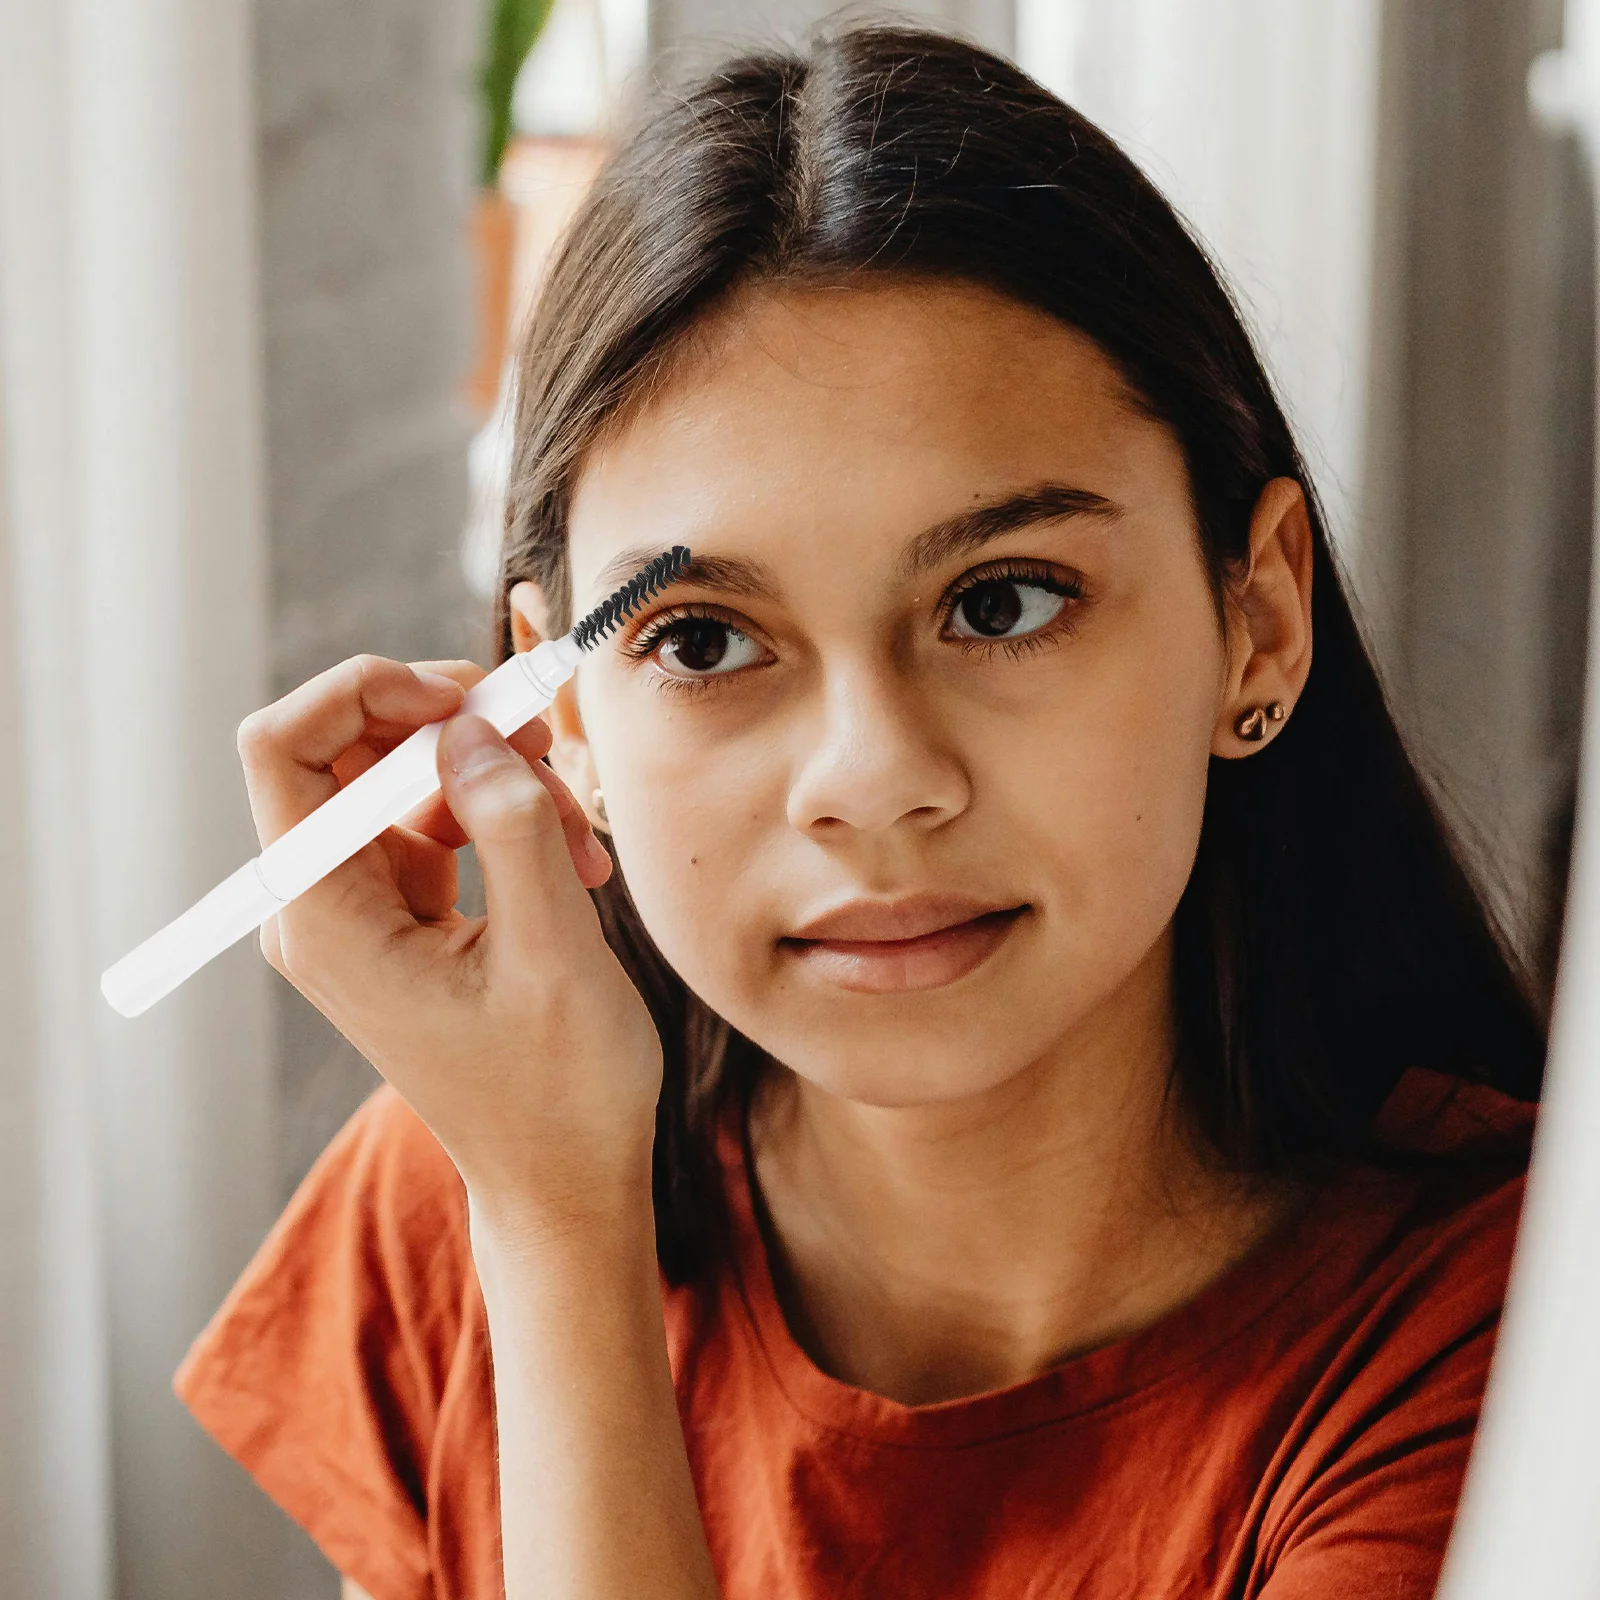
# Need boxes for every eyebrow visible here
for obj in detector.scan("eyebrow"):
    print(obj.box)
[587,482,1123,607]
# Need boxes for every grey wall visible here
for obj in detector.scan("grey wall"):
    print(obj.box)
[257,0,485,1206]
[1366,0,1594,986]
[255,4,482,1587]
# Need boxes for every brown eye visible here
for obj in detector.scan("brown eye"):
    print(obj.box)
[664,620,729,671]
[949,577,1067,641]
[654,617,761,679]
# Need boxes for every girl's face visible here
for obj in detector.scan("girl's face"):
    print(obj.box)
[520,279,1266,1109]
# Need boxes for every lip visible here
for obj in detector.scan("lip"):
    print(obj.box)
[780,896,1030,995]
[785,892,1025,943]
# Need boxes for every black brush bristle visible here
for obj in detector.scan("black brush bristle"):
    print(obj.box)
[570,545,692,651]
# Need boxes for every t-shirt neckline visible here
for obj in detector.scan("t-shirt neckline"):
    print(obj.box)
[712,1095,1402,1450]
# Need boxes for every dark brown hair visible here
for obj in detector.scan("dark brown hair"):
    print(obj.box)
[495,23,1545,1282]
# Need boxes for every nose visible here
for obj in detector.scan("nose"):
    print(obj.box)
[785,662,970,838]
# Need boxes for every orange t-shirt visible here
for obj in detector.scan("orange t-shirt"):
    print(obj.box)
[175,1068,1533,1600]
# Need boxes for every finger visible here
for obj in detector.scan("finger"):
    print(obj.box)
[394,712,556,850]
[260,912,284,975]
[241,660,465,987]
[377,824,461,922]
[406,658,487,693]
[435,715,611,982]
[506,711,555,769]
[237,656,465,846]
[467,722,609,888]
[525,753,612,889]
[330,663,492,786]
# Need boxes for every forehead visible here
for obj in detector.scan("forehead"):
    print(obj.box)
[564,278,1180,603]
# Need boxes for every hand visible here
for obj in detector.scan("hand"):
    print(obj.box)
[235,654,664,1225]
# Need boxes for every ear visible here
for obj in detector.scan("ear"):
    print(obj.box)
[1210,477,1314,759]
[508,578,607,830]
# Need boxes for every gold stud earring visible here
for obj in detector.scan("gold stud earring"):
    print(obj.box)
[591,787,609,829]
[1234,701,1287,742]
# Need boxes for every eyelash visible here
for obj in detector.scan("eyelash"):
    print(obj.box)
[622,558,1087,699]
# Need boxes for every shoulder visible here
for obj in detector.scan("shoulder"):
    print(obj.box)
[177,1086,702,1596]
[308,1083,472,1279]
[1250,1071,1535,1591]
[1298,1068,1534,1402]
[1374,1065,1538,1166]
[176,1082,698,1469]
[173,1088,479,1599]
[309,1079,465,1208]
[1353,1068,1535,1340]
[221,1084,475,1362]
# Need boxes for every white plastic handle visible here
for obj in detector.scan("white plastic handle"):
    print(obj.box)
[99,636,581,1018]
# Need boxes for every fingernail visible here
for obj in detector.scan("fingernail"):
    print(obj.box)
[416,670,462,695]
[443,716,510,780]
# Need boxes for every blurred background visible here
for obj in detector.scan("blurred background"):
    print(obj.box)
[0,0,1592,1595]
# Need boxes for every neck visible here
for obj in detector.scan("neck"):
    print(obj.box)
[747,936,1297,1407]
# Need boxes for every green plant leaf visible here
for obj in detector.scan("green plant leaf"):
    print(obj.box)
[478,0,559,188]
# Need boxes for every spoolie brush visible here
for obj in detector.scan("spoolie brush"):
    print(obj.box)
[573,545,692,650]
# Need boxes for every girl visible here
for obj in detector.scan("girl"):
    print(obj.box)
[177,24,1544,1600]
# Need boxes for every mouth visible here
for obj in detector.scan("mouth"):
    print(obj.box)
[778,902,1030,995]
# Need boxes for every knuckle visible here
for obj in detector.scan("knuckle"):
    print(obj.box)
[241,654,397,756]
[347,652,392,695]
[235,708,272,760]
[273,914,332,987]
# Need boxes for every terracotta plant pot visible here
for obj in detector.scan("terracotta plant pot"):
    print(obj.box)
[498,135,608,310]
[463,185,517,420]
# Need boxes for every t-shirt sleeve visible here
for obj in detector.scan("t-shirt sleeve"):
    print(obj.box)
[1255,1170,1526,1600]
[174,1085,475,1600]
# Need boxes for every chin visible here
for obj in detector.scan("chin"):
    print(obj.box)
[771,1039,1028,1111]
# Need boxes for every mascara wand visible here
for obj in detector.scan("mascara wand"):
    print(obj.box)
[100,545,692,1018]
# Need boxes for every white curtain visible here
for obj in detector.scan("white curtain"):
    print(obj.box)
[0,1,293,1595]
[1013,0,1383,579]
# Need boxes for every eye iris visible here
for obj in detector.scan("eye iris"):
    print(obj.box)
[667,619,728,672]
[961,580,1024,637]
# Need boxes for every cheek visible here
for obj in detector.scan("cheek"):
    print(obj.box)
[585,705,780,1005]
[1030,709,1212,950]
[1024,598,1222,975]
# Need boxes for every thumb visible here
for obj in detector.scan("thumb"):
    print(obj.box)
[437,714,607,976]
